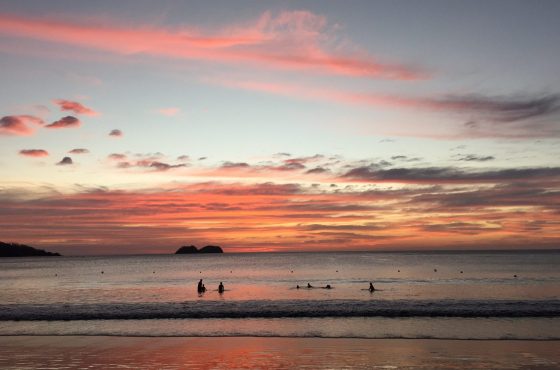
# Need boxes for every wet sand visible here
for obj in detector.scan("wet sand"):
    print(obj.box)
[1,336,559,369]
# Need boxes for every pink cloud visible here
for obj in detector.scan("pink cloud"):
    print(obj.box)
[53,99,98,116]
[46,115,80,129]
[0,115,44,136]
[19,149,49,157]
[109,129,122,137]
[0,12,425,80]
[157,107,180,117]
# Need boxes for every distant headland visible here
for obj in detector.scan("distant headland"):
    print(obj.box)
[175,245,224,254]
[0,242,61,257]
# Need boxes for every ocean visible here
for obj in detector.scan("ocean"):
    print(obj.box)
[1,251,559,340]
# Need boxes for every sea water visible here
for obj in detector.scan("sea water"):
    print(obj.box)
[1,251,559,339]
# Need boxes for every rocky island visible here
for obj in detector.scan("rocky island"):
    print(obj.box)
[0,242,61,257]
[175,245,224,254]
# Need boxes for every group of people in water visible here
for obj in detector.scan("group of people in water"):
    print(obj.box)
[197,279,376,294]
[296,282,375,291]
[197,279,225,294]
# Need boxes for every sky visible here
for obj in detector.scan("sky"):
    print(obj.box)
[1,0,559,255]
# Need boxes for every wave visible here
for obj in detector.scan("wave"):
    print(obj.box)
[1,299,559,321]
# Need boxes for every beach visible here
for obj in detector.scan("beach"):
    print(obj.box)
[1,336,559,369]
[1,251,559,368]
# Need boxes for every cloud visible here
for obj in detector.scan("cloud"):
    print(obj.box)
[455,154,495,162]
[0,11,425,80]
[1,178,558,253]
[157,107,180,116]
[56,156,73,165]
[0,115,43,136]
[148,161,187,171]
[221,161,251,169]
[68,148,89,154]
[342,165,560,184]
[108,153,127,160]
[46,115,80,129]
[19,149,49,157]
[112,155,186,172]
[306,167,329,174]
[437,94,560,123]
[177,155,190,162]
[391,155,422,162]
[214,78,560,126]
[109,129,122,137]
[53,99,98,116]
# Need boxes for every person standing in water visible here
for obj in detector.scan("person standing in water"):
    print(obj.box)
[197,279,204,293]
[218,282,225,293]
[369,282,375,292]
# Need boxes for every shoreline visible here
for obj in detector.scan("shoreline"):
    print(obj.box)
[1,333,560,341]
[1,336,559,369]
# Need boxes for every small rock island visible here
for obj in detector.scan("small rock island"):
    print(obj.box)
[0,242,61,257]
[175,245,224,254]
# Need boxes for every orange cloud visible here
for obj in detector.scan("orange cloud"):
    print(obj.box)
[0,11,425,80]
[53,99,98,116]
[1,179,558,254]
[0,115,43,136]
[19,149,49,157]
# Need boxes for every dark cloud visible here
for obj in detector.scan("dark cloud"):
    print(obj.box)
[221,161,250,169]
[198,157,207,161]
[410,183,560,209]
[213,182,302,196]
[69,148,89,154]
[56,156,73,166]
[455,154,495,162]
[391,155,422,162]
[149,161,186,171]
[343,165,560,183]
[177,155,190,161]
[422,222,502,235]
[109,129,122,137]
[437,94,560,122]
[306,167,329,174]
[46,116,80,129]
[108,153,127,160]
[299,223,385,231]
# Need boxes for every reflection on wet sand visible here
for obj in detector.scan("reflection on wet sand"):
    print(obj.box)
[1,336,558,369]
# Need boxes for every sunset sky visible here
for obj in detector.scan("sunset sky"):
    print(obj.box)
[1,0,559,254]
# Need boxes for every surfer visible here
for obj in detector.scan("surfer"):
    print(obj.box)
[369,282,375,292]
[218,282,225,293]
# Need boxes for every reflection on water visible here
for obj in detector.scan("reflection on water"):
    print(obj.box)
[1,251,559,304]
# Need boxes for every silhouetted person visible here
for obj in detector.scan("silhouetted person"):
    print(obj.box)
[202,284,206,292]
[324,284,332,289]
[369,282,375,292]
[197,279,203,293]
[307,283,313,288]
[296,285,300,289]
[218,282,224,293]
